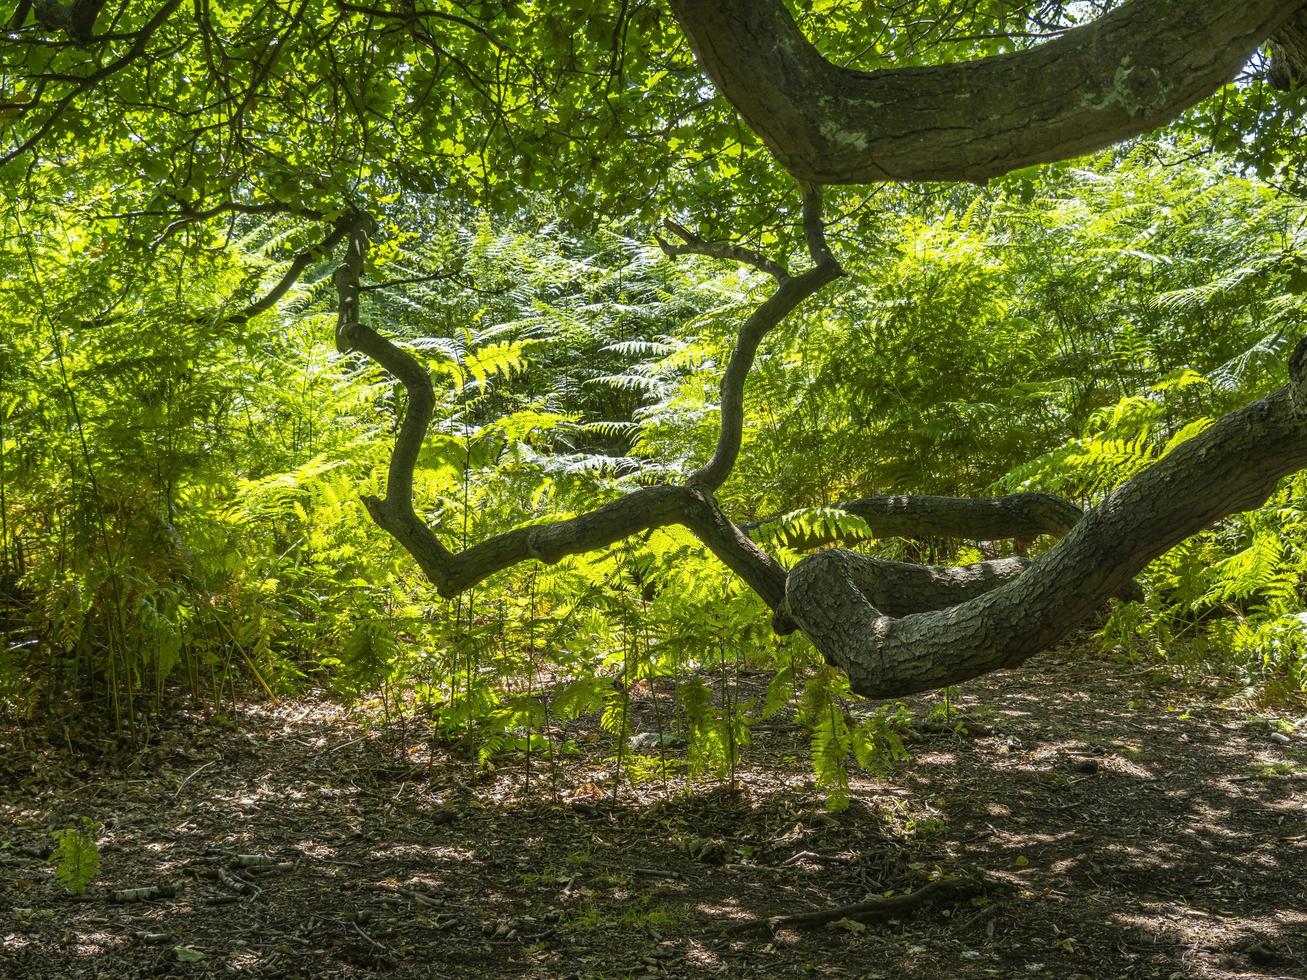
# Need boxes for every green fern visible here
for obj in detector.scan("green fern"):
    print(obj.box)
[49,819,101,895]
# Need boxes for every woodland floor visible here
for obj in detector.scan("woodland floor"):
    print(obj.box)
[2,639,1306,979]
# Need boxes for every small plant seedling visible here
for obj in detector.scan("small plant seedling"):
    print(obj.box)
[49,818,102,895]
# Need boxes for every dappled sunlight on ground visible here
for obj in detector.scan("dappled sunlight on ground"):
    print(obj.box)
[1,639,1304,977]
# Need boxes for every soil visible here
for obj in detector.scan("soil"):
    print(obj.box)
[2,640,1305,979]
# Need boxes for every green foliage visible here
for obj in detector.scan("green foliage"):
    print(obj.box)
[1012,379,1307,692]
[49,819,101,895]
[2,1,1306,818]
[798,667,911,811]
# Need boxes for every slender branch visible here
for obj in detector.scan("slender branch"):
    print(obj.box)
[332,215,688,596]
[687,186,843,491]
[224,218,351,326]
[358,268,463,292]
[655,219,789,282]
[726,872,1014,933]
[150,200,316,248]
[744,492,1084,548]
[679,488,788,612]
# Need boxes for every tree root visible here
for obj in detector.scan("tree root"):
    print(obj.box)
[725,871,1016,933]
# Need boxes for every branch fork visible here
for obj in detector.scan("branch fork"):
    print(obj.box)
[334,187,835,609]
[333,194,1307,701]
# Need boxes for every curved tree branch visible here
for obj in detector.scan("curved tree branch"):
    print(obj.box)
[745,492,1084,549]
[688,184,843,490]
[223,218,351,326]
[669,0,1306,184]
[785,349,1307,697]
[335,192,826,608]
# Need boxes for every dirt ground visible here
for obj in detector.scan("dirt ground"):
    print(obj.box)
[2,640,1305,979]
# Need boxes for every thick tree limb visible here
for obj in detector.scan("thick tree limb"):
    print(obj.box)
[772,552,1141,636]
[1269,10,1307,90]
[746,492,1084,549]
[785,348,1307,697]
[669,0,1305,184]
[776,555,1033,631]
[32,0,109,43]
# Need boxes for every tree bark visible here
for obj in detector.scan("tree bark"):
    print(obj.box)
[746,492,1083,549]
[777,555,1033,627]
[1270,10,1307,89]
[669,0,1305,184]
[785,360,1307,697]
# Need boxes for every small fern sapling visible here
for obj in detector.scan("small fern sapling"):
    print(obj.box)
[49,818,101,895]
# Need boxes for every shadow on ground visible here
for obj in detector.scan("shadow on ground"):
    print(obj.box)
[2,641,1304,978]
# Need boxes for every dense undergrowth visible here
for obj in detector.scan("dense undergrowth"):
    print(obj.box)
[2,146,1305,807]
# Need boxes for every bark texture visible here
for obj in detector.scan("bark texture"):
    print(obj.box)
[746,492,1083,548]
[669,0,1305,183]
[785,360,1307,697]
[774,555,1033,632]
[1270,9,1307,89]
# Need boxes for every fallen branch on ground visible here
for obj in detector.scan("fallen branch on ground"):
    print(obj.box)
[725,871,1016,933]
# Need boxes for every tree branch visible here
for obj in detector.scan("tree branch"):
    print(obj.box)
[334,209,801,608]
[785,343,1307,697]
[223,218,351,326]
[726,872,1013,933]
[669,0,1305,184]
[745,492,1084,549]
[1269,9,1307,90]
[687,185,843,491]
[655,219,789,281]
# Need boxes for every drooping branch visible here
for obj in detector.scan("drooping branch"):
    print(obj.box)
[785,347,1307,697]
[745,492,1084,549]
[669,0,1305,184]
[335,193,829,607]
[688,184,843,491]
